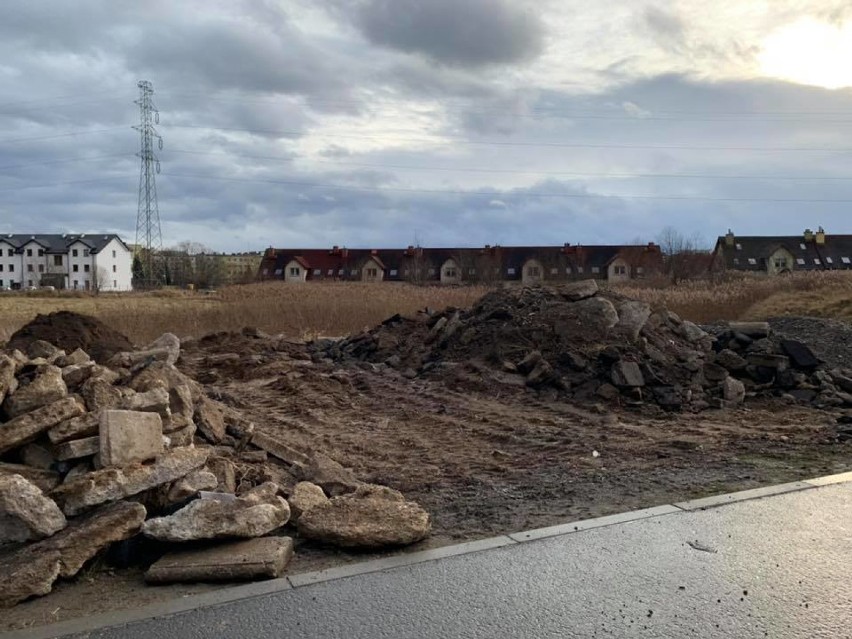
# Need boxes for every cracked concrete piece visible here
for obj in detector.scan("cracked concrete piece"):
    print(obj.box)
[0,396,85,455]
[99,409,164,468]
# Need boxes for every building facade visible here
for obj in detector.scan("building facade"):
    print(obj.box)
[712,228,852,275]
[0,234,133,291]
[259,243,663,284]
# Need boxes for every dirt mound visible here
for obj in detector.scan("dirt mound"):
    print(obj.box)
[7,311,134,363]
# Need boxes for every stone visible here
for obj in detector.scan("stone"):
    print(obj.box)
[54,436,100,461]
[99,410,163,468]
[111,333,181,369]
[142,482,290,542]
[613,300,652,341]
[292,452,362,497]
[678,321,707,343]
[194,397,226,443]
[0,463,60,493]
[169,384,195,421]
[715,349,747,372]
[722,377,746,406]
[789,388,818,403]
[595,383,620,401]
[525,360,555,387]
[145,537,294,584]
[611,361,645,388]
[780,340,820,370]
[0,396,85,455]
[298,484,431,549]
[832,374,852,395]
[207,456,237,493]
[288,481,328,521]
[0,354,18,405]
[130,362,203,402]
[746,353,790,372]
[251,431,309,466]
[702,363,729,383]
[56,348,92,368]
[149,470,219,510]
[80,377,124,413]
[63,462,91,483]
[26,340,60,360]
[20,443,55,470]
[572,297,619,330]
[729,321,770,338]
[123,387,171,419]
[51,447,209,516]
[559,279,599,301]
[166,423,196,448]
[0,474,66,545]
[0,549,61,608]
[516,350,542,375]
[47,412,99,445]
[61,362,96,388]
[2,364,67,418]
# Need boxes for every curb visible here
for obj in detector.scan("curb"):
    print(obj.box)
[6,470,852,639]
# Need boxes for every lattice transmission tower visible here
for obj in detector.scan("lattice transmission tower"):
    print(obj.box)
[133,80,164,288]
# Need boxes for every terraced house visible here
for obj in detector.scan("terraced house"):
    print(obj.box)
[259,243,663,284]
[0,233,132,291]
[712,228,852,275]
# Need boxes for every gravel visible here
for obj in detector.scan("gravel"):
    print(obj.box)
[767,316,852,370]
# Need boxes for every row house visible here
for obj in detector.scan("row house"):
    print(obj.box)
[0,234,133,291]
[258,243,663,284]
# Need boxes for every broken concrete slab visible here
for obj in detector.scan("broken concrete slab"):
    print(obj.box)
[2,364,67,418]
[0,396,85,455]
[298,484,430,549]
[54,435,100,461]
[20,442,55,470]
[80,377,125,413]
[61,362,96,389]
[145,536,294,584]
[715,349,747,372]
[288,481,328,522]
[51,447,209,516]
[99,409,164,468]
[611,361,645,388]
[781,339,820,370]
[207,456,237,494]
[163,470,219,507]
[729,321,771,338]
[47,412,99,445]
[0,354,18,405]
[123,387,171,418]
[0,548,61,608]
[747,353,790,371]
[165,422,196,448]
[26,340,61,360]
[129,362,203,402]
[142,482,290,542]
[613,300,652,341]
[0,463,60,493]
[251,431,310,467]
[559,279,598,301]
[194,397,226,443]
[57,348,92,368]
[291,452,361,496]
[0,473,66,545]
[722,377,746,406]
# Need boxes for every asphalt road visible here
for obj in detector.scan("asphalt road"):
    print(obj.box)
[22,478,852,639]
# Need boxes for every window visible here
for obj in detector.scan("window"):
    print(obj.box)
[289,267,300,276]
[73,280,78,289]
[565,267,572,274]
[591,266,600,273]
[338,269,344,275]
[0,280,3,287]
[507,268,516,275]
[0,265,3,272]
[313,269,321,276]
[842,257,851,265]
[6,249,11,257]
[613,265,627,275]
[38,249,44,257]
[38,264,44,273]
[366,268,378,278]
[27,264,33,272]
[527,266,540,277]
[351,269,359,275]
[444,268,456,278]
[28,280,33,287]
[577,266,584,273]
[112,250,116,258]
[796,258,805,265]
[262,268,269,275]
[84,280,90,290]
[112,265,116,273]
[53,255,62,266]
[826,257,834,264]
[84,264,90,273]
[73,265,79,272]
[636,267,645,275]
[469,268,476,275]
[113,280,117,288]
[800,243,807,250]
[814,258,821,265]
[735,243,742,250]
[748,258,757,265]
[733,258,740,265]
[390,269,398,276]
[773,258,788,269]
[550,268,558,275]
[427,268,435,275]
[83,249,89,257]
[328,269,334,276]
[26,249,32,257]
[72,249,78,257]
[8,264,13,272]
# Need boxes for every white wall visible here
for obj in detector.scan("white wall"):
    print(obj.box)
[284,259,307,282]
[0,241,21,288]
[67,240,95,290]
[92,238,133,291]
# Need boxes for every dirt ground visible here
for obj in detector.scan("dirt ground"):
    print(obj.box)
[4,325,851,632]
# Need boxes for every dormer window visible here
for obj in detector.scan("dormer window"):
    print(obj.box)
[800,243,807,250]
[735,243,742,250]
[747,258,757,265]
[842,257,851,265]
[796,258,805,265]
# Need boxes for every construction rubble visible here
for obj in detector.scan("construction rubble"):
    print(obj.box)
[0,316,431,608]
[319,281,851,413]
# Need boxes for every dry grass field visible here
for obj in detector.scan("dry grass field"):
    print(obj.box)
[0,271,849,346]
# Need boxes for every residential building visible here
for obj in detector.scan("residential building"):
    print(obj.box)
[712,228,852,275]
[221,252,263,284]
[258,243,663,284]
[0,234,133,291]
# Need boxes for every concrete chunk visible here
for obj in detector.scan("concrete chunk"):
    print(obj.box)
[99,409,164,468]
[123,387,171,418]
[51,447,209,516]
[47,412,99,445]
[54,435,100,461]
[0,474,66,545]
[611,361,645,388]
[194,397,226,443]
[288,481,329,522]
[0,396,85,455]
[0,463,60,493]
[0,354,18,405]
[145,537,294,584]
[0,549,61,608]
[2,364,67,418]
[729,321,770,338]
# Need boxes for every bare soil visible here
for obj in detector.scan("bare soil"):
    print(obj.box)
[4,326,851,633]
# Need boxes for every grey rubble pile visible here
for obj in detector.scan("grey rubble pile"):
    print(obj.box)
[0,332,430,608]
[320,281,845,414]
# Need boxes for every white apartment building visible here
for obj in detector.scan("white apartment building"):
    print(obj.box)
[0,234,133,291]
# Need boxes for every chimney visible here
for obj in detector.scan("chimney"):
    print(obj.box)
[816,226,826,245]
[724,229,735,247]
[804,228,814,243]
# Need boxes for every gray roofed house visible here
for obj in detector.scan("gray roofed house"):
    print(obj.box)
[711,228,852,276]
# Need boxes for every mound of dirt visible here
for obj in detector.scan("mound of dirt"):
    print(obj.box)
[7,311,135,363]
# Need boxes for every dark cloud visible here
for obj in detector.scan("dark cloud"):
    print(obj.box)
[354,0,545,67]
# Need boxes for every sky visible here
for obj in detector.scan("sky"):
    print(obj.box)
[1,0,852,252]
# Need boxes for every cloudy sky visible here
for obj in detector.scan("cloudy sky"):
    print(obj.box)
[1,0,851,252]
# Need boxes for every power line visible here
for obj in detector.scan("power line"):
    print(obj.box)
[0,126,131,145]
[161,171,852,203]
[0,175,135,192]
[164,124,852,153]
[0,153,134,172]
[0,90,128,110]
[165,148,852,181]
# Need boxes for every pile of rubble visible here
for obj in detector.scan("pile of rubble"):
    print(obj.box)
[0,318,430,608]
[320,281,845,413]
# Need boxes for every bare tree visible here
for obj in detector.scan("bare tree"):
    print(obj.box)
[91,266,110,295]
[656,226,709,283]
